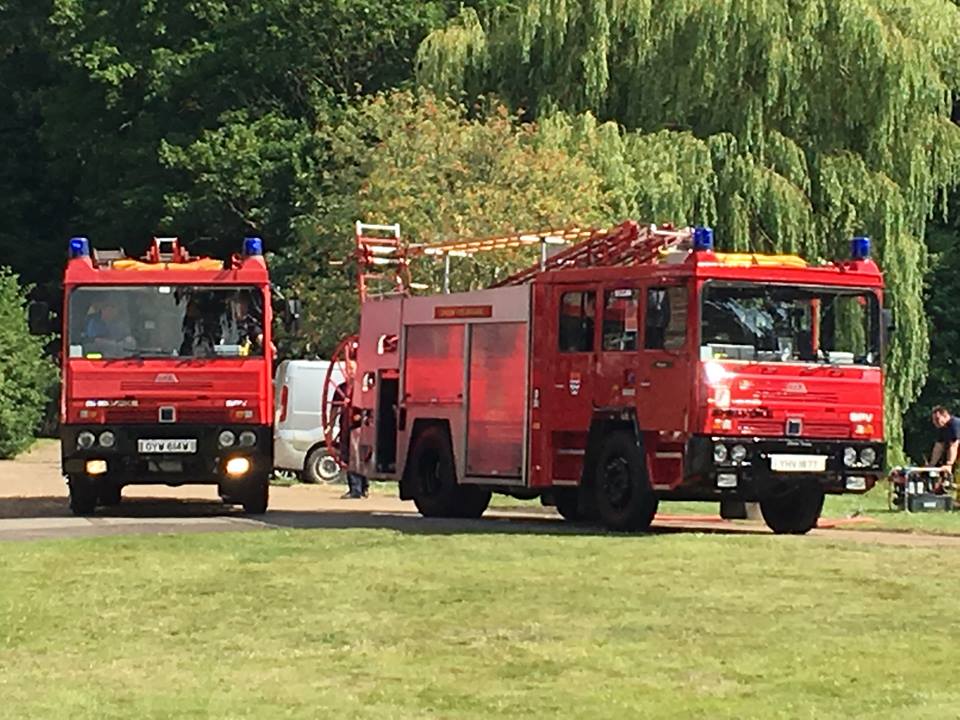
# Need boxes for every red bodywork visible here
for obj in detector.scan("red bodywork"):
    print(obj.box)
[346,221,887,502]
[60,245,274,486]
[527,252,885,492]
[62,254,273,426]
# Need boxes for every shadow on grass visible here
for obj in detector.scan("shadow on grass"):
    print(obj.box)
[260,508,766,539]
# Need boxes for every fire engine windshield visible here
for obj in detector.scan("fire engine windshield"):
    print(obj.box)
[700,283,881,366]
[67,286,265,360]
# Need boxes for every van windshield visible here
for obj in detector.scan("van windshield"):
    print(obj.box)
[68,285,264,359]
[700,283,881,366]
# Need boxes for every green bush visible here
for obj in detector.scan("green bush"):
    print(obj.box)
[0,268,57,458]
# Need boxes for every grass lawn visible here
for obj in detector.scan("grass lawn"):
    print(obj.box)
[1,527,959,719]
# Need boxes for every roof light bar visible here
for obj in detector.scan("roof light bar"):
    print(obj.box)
[693,226,714,252]
[851,236,871,260]
[243,237,263,256]
[69,237,90,258]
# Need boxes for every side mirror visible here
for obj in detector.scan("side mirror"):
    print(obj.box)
[881,307,895,362]
[882,308,895,333]
[285,298,301,333]
[27,301,51,335]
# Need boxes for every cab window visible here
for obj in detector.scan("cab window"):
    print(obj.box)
[558,291,596,352]
[645,287,688,350]
[602,288,639,351]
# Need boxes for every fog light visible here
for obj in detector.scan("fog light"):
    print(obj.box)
[225,457,251,477]
[859,447,877,466]
[85,459,108,476]
[717,473,738,488]
[218,430,236,448]
[843,447,858,468]
[77,431,95,450]
[98,430,116,448]
[713,444,728,464]
[731,444,747,462]
[846,476,867,491]
[239,430,257,448]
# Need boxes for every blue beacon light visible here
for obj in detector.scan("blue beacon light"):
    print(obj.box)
[851,236,871,260]
[693,226,714,252]
[69,237,90,258]
[243,237,263,256]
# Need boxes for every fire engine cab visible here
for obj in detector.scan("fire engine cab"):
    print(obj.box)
[59,236,276,515]
[327,220,889,534]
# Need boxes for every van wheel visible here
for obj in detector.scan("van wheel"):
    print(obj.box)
[67,475,97,516]
[408,427,490,518]
[759,481,824,535]
[593,432,658,531]
[304,447,341,484]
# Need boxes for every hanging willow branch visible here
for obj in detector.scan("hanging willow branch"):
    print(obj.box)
[417,0,960,459]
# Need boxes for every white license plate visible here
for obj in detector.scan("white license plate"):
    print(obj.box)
[769,454,827,473]
[138,439,197,454]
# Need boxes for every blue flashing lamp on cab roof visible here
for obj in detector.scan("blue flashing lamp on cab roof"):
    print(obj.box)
[69,237,90,258]
[243,237,263,256]
[851,236,871,260]
[693,226,714,252]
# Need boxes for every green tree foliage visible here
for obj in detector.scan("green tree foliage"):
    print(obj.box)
[286,90,612,355]
[0,269,57,458]
[903,220,960,462]
[0,0,464,285]
[417,1,960,457]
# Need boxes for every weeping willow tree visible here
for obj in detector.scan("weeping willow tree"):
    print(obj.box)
[417,0,960,458]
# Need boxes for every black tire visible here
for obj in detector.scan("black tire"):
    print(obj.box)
[592,431,659,531]
[242,475,270,514]
[454,485,492,519]
[303,446,342,484]
[408,426,491,518]
[67,475,98,516]
[97,483,122,507]
[759,481,824,535]
[554,488,584,522]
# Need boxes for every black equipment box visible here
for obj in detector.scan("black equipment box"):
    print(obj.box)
[906,493,955,513]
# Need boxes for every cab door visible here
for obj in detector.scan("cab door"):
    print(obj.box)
[637,283,692,433]
[530,284,598,486]
[594,286,641,409]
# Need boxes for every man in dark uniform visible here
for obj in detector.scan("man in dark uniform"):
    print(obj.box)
[334,365,368,499]
[929,405,960,474]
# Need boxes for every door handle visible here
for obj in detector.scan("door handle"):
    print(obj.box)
[639,380,652,388]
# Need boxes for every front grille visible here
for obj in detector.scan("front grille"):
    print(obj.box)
[120,381,214,392]
[738,420,850,438]
[104,407,229,423]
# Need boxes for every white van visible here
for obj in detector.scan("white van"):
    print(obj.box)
[274,359,344,482]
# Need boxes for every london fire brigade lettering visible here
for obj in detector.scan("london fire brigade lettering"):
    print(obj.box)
[434,305,493,319]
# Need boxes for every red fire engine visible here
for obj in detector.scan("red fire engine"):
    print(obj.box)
[325,221,889,534]
[59,235,279,515]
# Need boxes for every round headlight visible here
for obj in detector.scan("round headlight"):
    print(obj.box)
[77,431,95,450]
[731,444,748,462]
[713,444,728,464]
[860,447,877,466]
[218,430,236,448]
[98,430,116,448]
[239,430,257,448]
[843,447,858,468]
